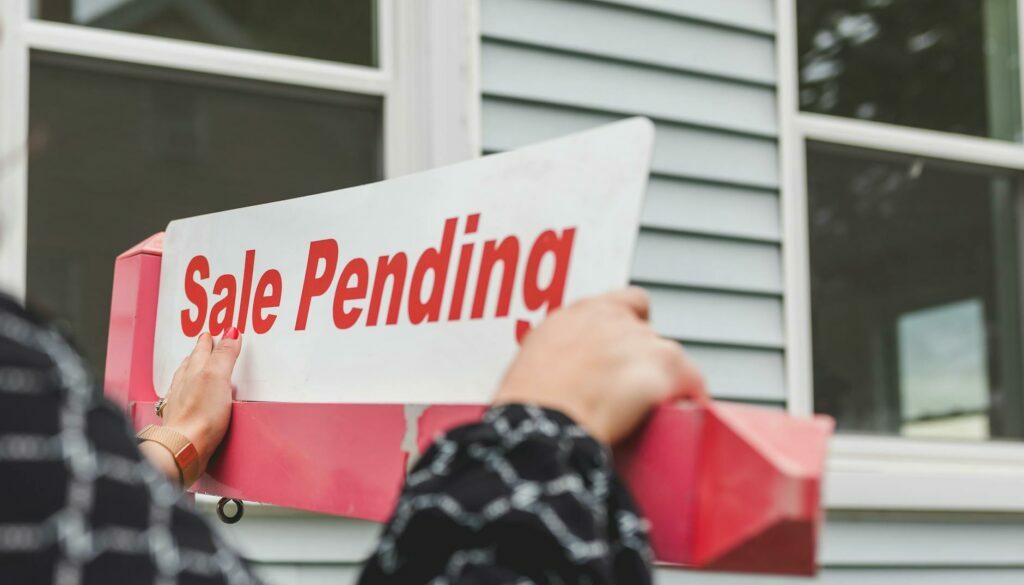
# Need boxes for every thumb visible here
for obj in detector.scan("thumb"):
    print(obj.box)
[208,327,243,379]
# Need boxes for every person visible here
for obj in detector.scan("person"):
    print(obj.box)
[0,286,705,584]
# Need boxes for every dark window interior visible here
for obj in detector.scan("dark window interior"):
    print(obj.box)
[808,141,1024,441]
[797,0,1021,140]
[27,51,382,379]
[34,0,377,67]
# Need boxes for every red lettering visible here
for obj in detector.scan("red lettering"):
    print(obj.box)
[409,218,456,324]
[448,214,479,321]
[516,228,576,341]
[471,236,520,319]
[523,228,575,311]
[367,253,408,326]
[295,239,339,330]
[333,258,369,329]
[180,255,209,337]
[236,249,256,333]
[179,214,576,341]
[252,269,282,334]
[209,274,237,335]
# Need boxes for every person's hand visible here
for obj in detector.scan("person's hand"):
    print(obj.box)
[494,287,706,445]
[161,329,242,472]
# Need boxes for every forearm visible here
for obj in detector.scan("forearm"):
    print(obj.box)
[139,439,186,486]
[358,404,653,585]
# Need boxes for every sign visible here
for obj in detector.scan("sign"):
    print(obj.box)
[152,118,654,404]
[109,117,831,575]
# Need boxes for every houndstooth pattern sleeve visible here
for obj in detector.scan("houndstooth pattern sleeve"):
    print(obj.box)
[0,296,263,585]
[358,404,654,585]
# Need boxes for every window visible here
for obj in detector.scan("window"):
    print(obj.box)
[782,0,1024,509]
[32,0,377,66]
[27,52,381,374]
[0,1,478,380]
[797,0,1021,140]
[806,142,1024,441]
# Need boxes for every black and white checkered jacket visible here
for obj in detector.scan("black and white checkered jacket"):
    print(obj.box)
[0,295,652,585]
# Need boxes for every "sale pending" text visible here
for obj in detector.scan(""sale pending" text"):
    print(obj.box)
[179,214,576,342]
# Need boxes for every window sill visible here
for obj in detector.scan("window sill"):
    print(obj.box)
[825,435,1024,512]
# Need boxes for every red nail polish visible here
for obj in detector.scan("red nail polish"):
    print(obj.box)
[224,327,240,340]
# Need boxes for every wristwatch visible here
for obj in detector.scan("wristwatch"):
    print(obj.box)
[136,424,201,487]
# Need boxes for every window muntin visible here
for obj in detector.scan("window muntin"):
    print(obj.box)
[26,51,382,377]
[32,0,377,67]
[807,141,1024,442]
[797,0,1021,141]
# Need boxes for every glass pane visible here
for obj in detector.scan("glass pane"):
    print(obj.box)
[27,51,382,378]
[807,141,1024,441]
[797,0,1021,140]
[33,0,376,67]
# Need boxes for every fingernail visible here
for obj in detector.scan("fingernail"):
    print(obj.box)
[224,327,240,340]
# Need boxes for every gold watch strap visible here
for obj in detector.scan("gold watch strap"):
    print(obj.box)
[136,424,201,487]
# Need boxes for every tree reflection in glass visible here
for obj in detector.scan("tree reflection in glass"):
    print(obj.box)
[797,0,1021,141]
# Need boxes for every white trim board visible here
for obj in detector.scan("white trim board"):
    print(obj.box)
[0,1,29,300]
[23,21,390,96]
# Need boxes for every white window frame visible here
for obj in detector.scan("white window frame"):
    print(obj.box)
[0,0,481,299]
[777,0,1024,511]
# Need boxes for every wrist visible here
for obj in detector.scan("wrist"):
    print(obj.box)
[137,424,203,487]
[162,420,212,468]
[482,404,610,468]
[493,391,604,444]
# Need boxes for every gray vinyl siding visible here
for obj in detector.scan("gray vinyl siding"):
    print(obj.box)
[480,0,784,405]
[208,1,1024,583]
[255,567,1024,585]
[254,566,1024,585]
[216,513,1024,583]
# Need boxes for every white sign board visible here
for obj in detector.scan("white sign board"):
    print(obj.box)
[153,118,654,404]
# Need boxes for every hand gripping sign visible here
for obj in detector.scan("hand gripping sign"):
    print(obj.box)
[104,119,833,576]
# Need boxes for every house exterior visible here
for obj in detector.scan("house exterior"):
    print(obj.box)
[1,0,1022,583]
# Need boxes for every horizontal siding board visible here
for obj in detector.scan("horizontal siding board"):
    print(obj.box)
[632,231,782,294]
[217,512,1024,568]
[253,564,1024,585]
[685,345,786,402]
[481,42,777,135]
[819,517,1024,566]
[254,564,1024,585]
[641,177,780,242]
[254,564,361,585]
[657,568,1024,584]
[481,0,775,84]
[215,515,380,563]
[482,98,779,188]
[598,0,776,34]
[643,286,784,348]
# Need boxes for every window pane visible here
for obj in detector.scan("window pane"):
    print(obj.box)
[33,0,377,67]
[797,0,1021,140]
[27,52,382,378]
[807,142,1024,441]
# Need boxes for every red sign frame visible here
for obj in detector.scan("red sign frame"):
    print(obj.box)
[105,233,833,575]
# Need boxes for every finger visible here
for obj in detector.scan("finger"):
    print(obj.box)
[207,330,243,380]
[185,332,214,376]
[671,346,708,405]
[601,286,650,321]
[649,338,707,404]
